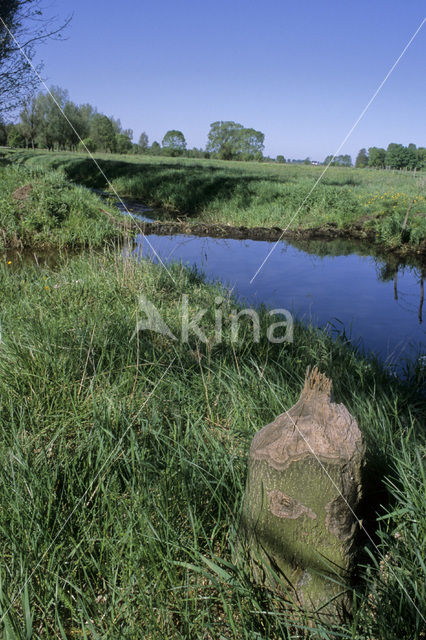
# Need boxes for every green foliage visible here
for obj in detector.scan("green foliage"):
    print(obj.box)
[276,155,286,163]
[18,96,39,149]
[33,86,82,151]
[149,140,161,155]
[90,114,117,152]
[77,137,98,152]
[0,1,69,115]
[115,132,133,154]
[368,147,386,169]
[355,441,426,639]
[4,149,426,250]
[355,148,369,168]
[0,252,423,636]
[161,129,187,156]
[385,143,419,170]
[206,121,265,160]
[6,124,25,148]
[415,147,426,169]
[362,188,426,247]
[0,165,121,248]
[323,154,352,167]
[0,120,7,145]
[138,131,149,151]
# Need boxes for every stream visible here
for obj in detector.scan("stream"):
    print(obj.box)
[6,197,425,374]
[121,201,425,373]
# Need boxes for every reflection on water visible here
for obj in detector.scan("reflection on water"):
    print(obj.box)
[3,231,425,372]
[131,232,425,370]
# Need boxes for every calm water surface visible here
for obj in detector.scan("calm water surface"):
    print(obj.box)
[131,232,425,371]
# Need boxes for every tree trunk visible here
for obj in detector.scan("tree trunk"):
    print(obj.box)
[240,367,365,621]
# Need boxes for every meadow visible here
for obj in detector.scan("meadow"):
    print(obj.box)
[0,149,425,638]
[0,251,424,638]
[3,149,425,251]
[0,162,123,249]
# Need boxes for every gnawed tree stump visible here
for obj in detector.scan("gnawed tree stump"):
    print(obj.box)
[240,367,365,620]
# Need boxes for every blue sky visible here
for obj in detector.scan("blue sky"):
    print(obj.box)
[31,0,426,160]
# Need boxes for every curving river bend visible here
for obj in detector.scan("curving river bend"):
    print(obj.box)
[128,221,425,374]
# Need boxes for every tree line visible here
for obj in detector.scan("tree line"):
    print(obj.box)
[355,144,425,170]
[1,86,425,170]
[0,90,266,161]
[1,87,139,154]
[1,5,424,170]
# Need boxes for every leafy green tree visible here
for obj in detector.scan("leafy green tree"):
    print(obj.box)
[405,144,417,170]
[108,116,122,135]
[415,147,426,169]
[19,95,40,149]
[150,141,161,155]
[368,147,386,169]
[17,88,90,150]
[77,137,97,152]
[0,119,7,145]
[206,121,244,159]
[341,154,352,167]
[206,121,264,160]
[303,157,311,165]
[79,103,97,132]
[138,131,149,151]
[162,129,186,156]
[0,1,70,115]
[90,114,116,152]
[7,123,25,147]
[323,155,352,166]
[63,100,89,149]
[276,155,286,163]
[116,132,133,154]
[34,86,70,150]
[385,143,407,169]
[122,127,133,139]
[238,127,264,158]
[355,148,368,168]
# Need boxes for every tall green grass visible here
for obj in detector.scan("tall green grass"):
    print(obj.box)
[0,164,122,249]
[3,150,425,249]
[0,252,424,638]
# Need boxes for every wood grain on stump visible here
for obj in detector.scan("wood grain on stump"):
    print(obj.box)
[240,366,365,620]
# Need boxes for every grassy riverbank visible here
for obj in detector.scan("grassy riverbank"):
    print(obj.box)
[3,149,425,252]
[0,163,123,249]
[0,251,424,638]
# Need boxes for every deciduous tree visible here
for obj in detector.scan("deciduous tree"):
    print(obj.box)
[206,121,264,160]
[162,129,186,155]
[138,131,149,151]
[90,114,116,152]
[323,154,352,167]
[150,141,161,155]
[355,148,368,168]
[116,132,132,154]
[19,94,39,148]
[368,147,386,169]
[0,1,70,115]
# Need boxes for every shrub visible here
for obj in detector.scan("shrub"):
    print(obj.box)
[77,137,98,153]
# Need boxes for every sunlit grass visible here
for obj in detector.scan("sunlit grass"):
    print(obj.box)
[0,251,424,637]
[0,163,123,249]
[3,148,424,249]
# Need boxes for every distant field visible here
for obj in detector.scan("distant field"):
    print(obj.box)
[2,149,425,249]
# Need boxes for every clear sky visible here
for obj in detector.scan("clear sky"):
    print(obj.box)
[29,0,426,160]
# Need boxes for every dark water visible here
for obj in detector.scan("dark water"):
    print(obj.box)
[131,232,425,371]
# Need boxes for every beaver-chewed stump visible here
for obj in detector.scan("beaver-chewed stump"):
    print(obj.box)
[240,366,365,621]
